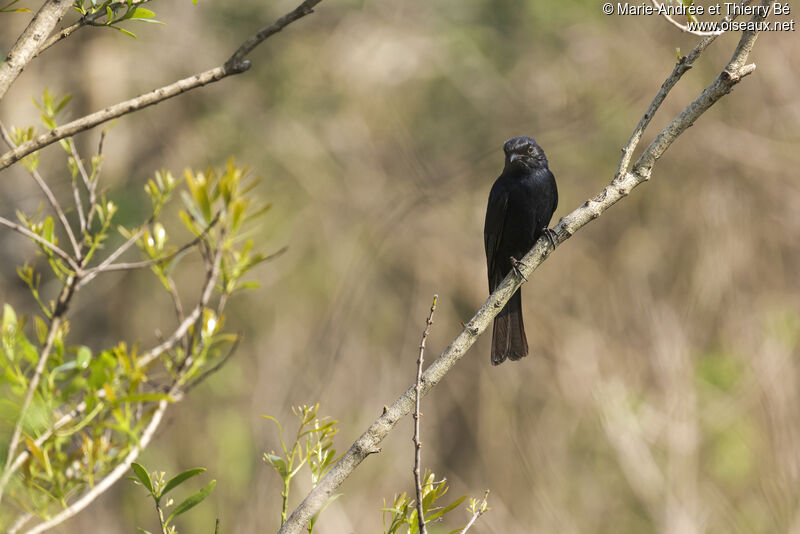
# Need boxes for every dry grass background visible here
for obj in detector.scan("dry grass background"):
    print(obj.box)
[1,0,799,532]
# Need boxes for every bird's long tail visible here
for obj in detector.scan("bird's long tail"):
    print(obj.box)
[491,289,528,365]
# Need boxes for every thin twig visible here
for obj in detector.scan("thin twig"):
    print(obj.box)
[276,8,768,532]
[75,226,147,288]
[0,215,81,272]
[225,0,321,70]
[138,236,223,368]
[166,276,186,325]
[77,213,220,289]
[67,141,88,235]
[413,295,437,534]
[615,0,750,179]
[183,335,241,392]
[0,0,324,172]
[84,129,108,228]
[0,120,82,257]
[459,490,490,534]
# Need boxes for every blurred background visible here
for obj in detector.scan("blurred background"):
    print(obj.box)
[1,0,799,532]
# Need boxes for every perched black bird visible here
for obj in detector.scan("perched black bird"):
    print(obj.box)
[484,136,558,365]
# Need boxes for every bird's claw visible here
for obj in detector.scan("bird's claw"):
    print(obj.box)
[509,256,528,281]
[542,227,558,250]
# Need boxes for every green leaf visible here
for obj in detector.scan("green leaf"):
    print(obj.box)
[130,7,155,18]
[34,315,48,344]
[42,216,54,243]
[264,453,288,477]
[166,479,216,524]
[2,303,17,332]
[115,26,137,38]
[76,346,91,369]
[161,468,207,497]
[54,94,72,113]
[426,495,466,522]
[131,462,154,495]
[0,0,31,12]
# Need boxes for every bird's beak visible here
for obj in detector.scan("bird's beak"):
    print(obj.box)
[509,153,523,164]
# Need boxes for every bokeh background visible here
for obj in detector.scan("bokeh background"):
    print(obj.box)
[1,0,800,532]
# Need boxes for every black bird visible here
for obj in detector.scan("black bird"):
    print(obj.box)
[484,136,558,365]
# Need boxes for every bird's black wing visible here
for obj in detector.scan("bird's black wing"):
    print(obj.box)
[484,182,508,293]
[550,169,559,214]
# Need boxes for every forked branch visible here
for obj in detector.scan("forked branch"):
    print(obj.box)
[276,5,769,533]
[0,0,323,172]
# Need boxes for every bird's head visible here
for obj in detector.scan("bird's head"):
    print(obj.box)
[503,136,547,171]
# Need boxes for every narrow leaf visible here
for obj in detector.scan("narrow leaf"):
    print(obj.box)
[161,468,206,496]
[131,462,154,495]
[166,480,216,524]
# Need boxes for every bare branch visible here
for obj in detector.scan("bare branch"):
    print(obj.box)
[277,9,768,533]
[615,0,750,179]
[0,0,324,172]
[225,0,322,70]
[413,295,437,534]
[0,0,74,101]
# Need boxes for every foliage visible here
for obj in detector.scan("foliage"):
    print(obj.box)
[0,90,271,530]
[381,471,474,534]
[262,404,340,533]
[0,0,30,13]
[129,462,215,534]
[71,0,181,39]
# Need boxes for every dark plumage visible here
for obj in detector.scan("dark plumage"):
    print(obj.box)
[484,136,558,365]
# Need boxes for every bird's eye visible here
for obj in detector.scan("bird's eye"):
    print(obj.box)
[527,146,534,155]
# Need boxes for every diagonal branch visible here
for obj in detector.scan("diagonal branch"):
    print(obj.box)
[0,0,74,101]
[615,0,751,179]
[0,0,323,172]
[276,5,769,532]
[0,215,80,272]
